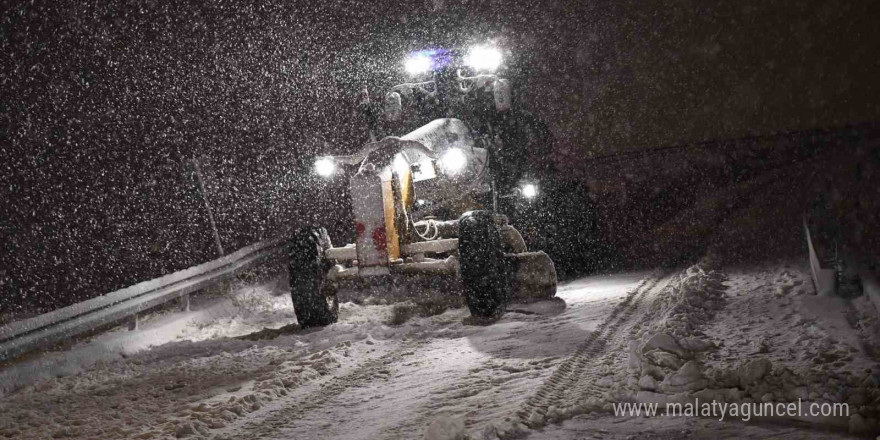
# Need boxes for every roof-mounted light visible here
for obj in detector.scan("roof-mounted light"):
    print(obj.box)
[465,45,502,72]
[405,54,432,75]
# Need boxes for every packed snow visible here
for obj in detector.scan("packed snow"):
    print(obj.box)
[515,260,879,438]
[0,261,878,439]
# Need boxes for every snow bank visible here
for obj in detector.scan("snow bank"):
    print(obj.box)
[563,264,728,414]
[529,262,880,436]
[0,279,298,397]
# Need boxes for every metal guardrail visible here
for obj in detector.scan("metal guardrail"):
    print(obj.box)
[0,237,289,362]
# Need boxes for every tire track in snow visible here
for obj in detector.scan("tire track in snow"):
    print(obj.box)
[217,339,427,439]
[366,273,659,438]
[517,269,669,427]
[375,278,653,438]
[374,348,558,438]
[216,272,659,439]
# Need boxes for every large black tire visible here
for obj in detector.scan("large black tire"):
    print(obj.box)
[288,227,338,328]
[458,211,510,319]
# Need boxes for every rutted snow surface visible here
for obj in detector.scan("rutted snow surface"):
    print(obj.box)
[1,264,877,439]
[0,272,644,439]
[520,261,879,439]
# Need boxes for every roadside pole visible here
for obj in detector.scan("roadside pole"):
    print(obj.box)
[192,157,225,258]
[192,156,231,303]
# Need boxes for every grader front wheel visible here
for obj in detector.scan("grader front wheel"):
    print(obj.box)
[458,211,510,319]
[288,227,339,328]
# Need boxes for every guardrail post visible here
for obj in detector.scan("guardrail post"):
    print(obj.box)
[128,313,139,331]
[178,294,190,312]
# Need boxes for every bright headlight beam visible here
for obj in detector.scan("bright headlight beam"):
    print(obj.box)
[521,183,538,199]
[465,45,502,72]
[405,54,432,75]
[439,148,467,174]
[314,157,336,177]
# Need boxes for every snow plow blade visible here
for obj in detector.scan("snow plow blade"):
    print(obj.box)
[508,251,557,303]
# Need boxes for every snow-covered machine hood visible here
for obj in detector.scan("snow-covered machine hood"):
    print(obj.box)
[396,118,490,203]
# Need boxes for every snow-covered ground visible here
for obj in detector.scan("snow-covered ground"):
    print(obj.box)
[0,279,299,396]
[0,263,877,439]
[525,261,879,440]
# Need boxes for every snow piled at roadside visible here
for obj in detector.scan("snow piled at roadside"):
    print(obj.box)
[532,261,880,436]
[0,279,298,397]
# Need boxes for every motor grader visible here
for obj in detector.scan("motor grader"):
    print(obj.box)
[289,45,557,327]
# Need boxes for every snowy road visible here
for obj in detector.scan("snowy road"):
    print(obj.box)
[215,270,654,439]
[1,264,875,439]
[0,271,649,439]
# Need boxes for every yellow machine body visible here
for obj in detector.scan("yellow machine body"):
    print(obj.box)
[380,170,414,261]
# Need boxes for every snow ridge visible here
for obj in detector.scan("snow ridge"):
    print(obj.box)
[507,262,880,437]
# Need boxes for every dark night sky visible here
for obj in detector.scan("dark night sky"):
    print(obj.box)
[524,1,880,168]
[1,0,878,313]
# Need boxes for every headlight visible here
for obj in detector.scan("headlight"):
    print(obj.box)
[521,183,538,199]
[405,53,432,75]
[465,45,502,72]
[439,148,467,174]
[392,154,410,176]
[314,157,336,177]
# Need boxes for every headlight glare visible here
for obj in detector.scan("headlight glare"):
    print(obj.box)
[439,148,467,174]
[465,45,502,72]
[405,54,432,75]
[314,157,336,177]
